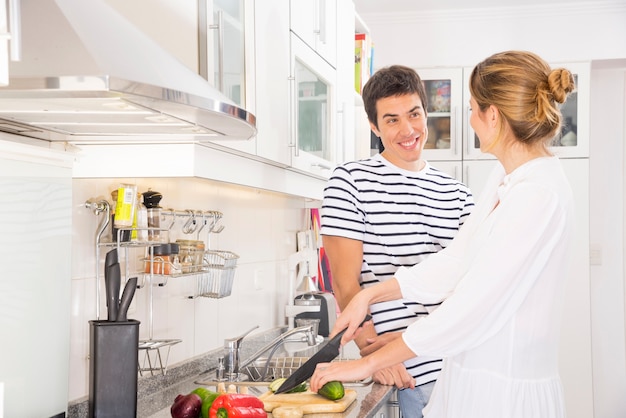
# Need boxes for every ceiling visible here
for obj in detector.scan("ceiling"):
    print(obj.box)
[355,0,581,14]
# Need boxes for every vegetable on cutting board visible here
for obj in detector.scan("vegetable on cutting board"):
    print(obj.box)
[269,378,307,394]
[317,381,345,401]
[209,393,267,418]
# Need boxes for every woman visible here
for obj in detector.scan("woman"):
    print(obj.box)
[309,50,576,418]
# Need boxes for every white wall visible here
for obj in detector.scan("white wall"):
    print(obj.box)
[360,1,626,69]
[69,177,316,401]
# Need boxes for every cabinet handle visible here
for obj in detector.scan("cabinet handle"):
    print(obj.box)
[288,75,299,156]
[453,106,460,156]
[210,10,225,92]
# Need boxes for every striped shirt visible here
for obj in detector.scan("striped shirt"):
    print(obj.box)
[320,154,474,386]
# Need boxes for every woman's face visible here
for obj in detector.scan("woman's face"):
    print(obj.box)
[371,93,427,171]
[469,96,495,153]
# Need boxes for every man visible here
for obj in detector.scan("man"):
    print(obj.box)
[321,65,473,417]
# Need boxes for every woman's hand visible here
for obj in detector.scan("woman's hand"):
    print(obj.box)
[309,358,374,393]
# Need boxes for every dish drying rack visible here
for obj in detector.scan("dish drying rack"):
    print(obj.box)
[85,199,239,375]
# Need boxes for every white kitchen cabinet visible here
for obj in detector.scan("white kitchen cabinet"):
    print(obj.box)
[255,0,350,179]
[290,0,337,68]
[253,0,292,166]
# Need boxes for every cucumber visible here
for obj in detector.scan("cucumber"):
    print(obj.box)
[318,381,345,400]
[269,377,307,393]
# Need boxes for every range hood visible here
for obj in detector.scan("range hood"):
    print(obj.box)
[0,0,256,144]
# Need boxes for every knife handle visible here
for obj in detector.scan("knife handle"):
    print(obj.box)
[116,277,137,322]
[106,262,121,322]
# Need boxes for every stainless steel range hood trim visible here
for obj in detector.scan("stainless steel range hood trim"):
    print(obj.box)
[0,0,257,144]
[0,75,257,143]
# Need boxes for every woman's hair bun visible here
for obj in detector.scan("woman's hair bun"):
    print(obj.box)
[548,68,576,104]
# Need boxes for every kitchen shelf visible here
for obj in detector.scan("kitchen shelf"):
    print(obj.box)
[85,197,238,376]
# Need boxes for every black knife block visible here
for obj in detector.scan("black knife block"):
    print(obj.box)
[89,319,140,418]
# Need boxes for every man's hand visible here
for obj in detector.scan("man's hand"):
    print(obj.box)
[372,363,415,389]
[360,331,402,356]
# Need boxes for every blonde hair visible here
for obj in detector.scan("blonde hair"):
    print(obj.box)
[469,51,576,148]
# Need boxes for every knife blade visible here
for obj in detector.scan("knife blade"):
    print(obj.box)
[274,314,371,394]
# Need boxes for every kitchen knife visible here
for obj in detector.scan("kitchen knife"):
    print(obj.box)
[274,314,371,394]
[116,276,137,322]
[104,249,121,322]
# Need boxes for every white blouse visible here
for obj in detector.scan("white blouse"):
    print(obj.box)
[395,156,574,418]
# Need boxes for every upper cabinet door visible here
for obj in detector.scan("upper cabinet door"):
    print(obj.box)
[200,0,253,108]
[290,0,337,68]
[418,68,464,162]
[289,33,337,178]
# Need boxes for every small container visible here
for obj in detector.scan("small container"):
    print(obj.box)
[145,244,172,275]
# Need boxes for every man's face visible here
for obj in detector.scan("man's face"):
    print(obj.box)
[371,93,427,170]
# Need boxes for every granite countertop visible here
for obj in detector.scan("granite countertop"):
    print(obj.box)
[68,326,395,418]
[143,375,395,418]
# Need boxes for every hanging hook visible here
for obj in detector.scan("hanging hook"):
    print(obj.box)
[212,211,225,234]
[195,212,208,239]
[182,210,198,234]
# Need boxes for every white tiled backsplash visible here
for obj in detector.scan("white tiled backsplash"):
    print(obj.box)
[70,177,318,401]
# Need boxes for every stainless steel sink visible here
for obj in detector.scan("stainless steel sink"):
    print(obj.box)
[195,356,372,389]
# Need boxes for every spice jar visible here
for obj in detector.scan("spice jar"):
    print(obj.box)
[145,244,172,275]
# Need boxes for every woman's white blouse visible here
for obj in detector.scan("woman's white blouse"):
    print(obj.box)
[395,156,574,418]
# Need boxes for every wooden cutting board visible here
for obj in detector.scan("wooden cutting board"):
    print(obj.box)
[259,389,357,418]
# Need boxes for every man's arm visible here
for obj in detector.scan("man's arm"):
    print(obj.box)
[322,234,378,349]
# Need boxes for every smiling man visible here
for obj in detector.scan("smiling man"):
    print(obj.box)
[320,65,474,417]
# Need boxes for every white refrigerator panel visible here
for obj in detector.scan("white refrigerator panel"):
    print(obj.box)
[0,140,73,417]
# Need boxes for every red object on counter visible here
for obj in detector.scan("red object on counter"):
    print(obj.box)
[209,394,267,418]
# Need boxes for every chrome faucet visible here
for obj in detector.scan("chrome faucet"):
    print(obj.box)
[238,324,317,381]
[223,325,259,380]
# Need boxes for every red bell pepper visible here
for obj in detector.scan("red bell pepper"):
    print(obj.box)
[209,393,267,418]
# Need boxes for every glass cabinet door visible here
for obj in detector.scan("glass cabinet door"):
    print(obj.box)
[290,34,336,177]
[418,68,463,161]
[200,0,250,107]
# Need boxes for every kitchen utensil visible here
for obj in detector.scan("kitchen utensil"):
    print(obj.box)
[274,315,371,394]
[116,277,137,322]
[259,389,357,418]
[104,249,121,322]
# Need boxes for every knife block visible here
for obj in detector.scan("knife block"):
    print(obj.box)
[88,319,140,418]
